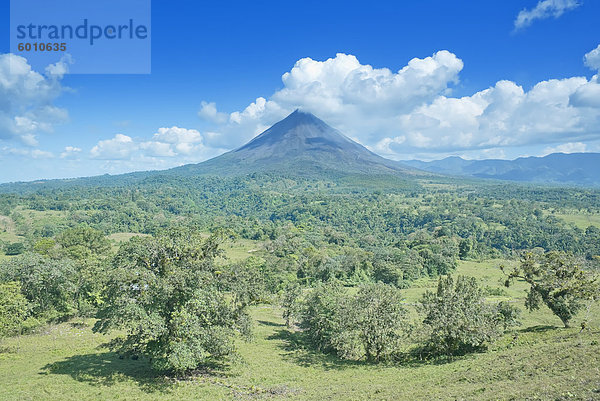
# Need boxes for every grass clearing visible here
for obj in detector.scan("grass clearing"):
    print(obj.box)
[554,212,600,230]
[0,215,23,244]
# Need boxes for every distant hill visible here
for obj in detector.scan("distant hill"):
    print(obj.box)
[403,153,600,186]
[172,110,417,177]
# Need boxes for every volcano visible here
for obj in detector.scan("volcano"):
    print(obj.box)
[174,110,413,177]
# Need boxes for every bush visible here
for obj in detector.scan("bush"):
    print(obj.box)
[4,242,25,256]
[352,283,407,362]
[0,282,31,337]
[419,275,507,356]
[298,281,347,354]
[296,281,407,361]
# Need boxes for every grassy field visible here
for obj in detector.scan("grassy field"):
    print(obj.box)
[554,212,600,230]
[1,259,599,400]
[0,215,23,244]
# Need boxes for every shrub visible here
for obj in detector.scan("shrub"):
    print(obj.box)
[298,281,347,353]
[4,242,25,256]
[296,281,407,361]
[419,275,506,356]
[0,281,31,337]
[352,283,407,362]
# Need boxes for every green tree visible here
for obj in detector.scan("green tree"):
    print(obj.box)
[93,229,251,373]
[352,282,406,362]
[419,275,505,356]
[0,253,77,321]
[503,251,597,328]
[298,280,347,353]
[56,226,110,260]
[296,281,407,361]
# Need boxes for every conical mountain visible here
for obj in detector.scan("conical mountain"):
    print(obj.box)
[174,110,413,176]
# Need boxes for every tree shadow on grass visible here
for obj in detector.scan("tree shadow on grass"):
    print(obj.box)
[519,325,556,333]
[256,319,286,327]
[268,328,490,370]
[267,328,366,371]
[40,351,173,394]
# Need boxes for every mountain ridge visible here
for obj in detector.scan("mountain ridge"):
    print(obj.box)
[402,153,600,186]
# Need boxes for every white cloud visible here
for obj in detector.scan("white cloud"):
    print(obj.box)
[514,0,580,31]
[584,44,600,71]
[0,53,69,146]
[89,127,226,163]
[90,134,136,160]
[2,146,54,159]
[199,51,463,149]
[198,45,600,160]
[60,146,82,159]
[378,76,593,155]
[139,141,176,157]
[542,142,587,155]
[152,126,202,145]
[198,101,227,124]
[569,78,600,108]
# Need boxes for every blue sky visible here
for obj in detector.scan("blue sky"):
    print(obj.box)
[1,0,600,182]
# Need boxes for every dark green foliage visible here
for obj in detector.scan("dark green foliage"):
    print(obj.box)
[294,281,407,361]
[93,229,251,373]
[0,281,32,337]
[297,281,346,354]
[503,251,598,327]
[458,238,472,259]
[0,253,77,321]
[4,242,25,255]
[352,283,407,362]
[220,256,267,308]
[372,248,421,288]
[493,301,522,331]
[419,275,507,356]
[56,226,111,260]
[282,282,302,327]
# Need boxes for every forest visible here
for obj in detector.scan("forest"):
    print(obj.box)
[1,171,599,400]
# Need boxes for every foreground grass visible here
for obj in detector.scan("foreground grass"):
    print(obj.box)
[1,260,600,400]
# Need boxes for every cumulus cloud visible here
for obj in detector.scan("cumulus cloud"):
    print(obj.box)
[198,51,464,149]
[90,134,136,160]
[89,127,226,164]
[584,44,600,71]
[60,146,82,159]
[514,0,581,31]
[197,45,600,160]
[374,76,593,155]
[0,53,69,146]
[198,101,228,124]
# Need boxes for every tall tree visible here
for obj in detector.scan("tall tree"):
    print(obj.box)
[503,251,598,328]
